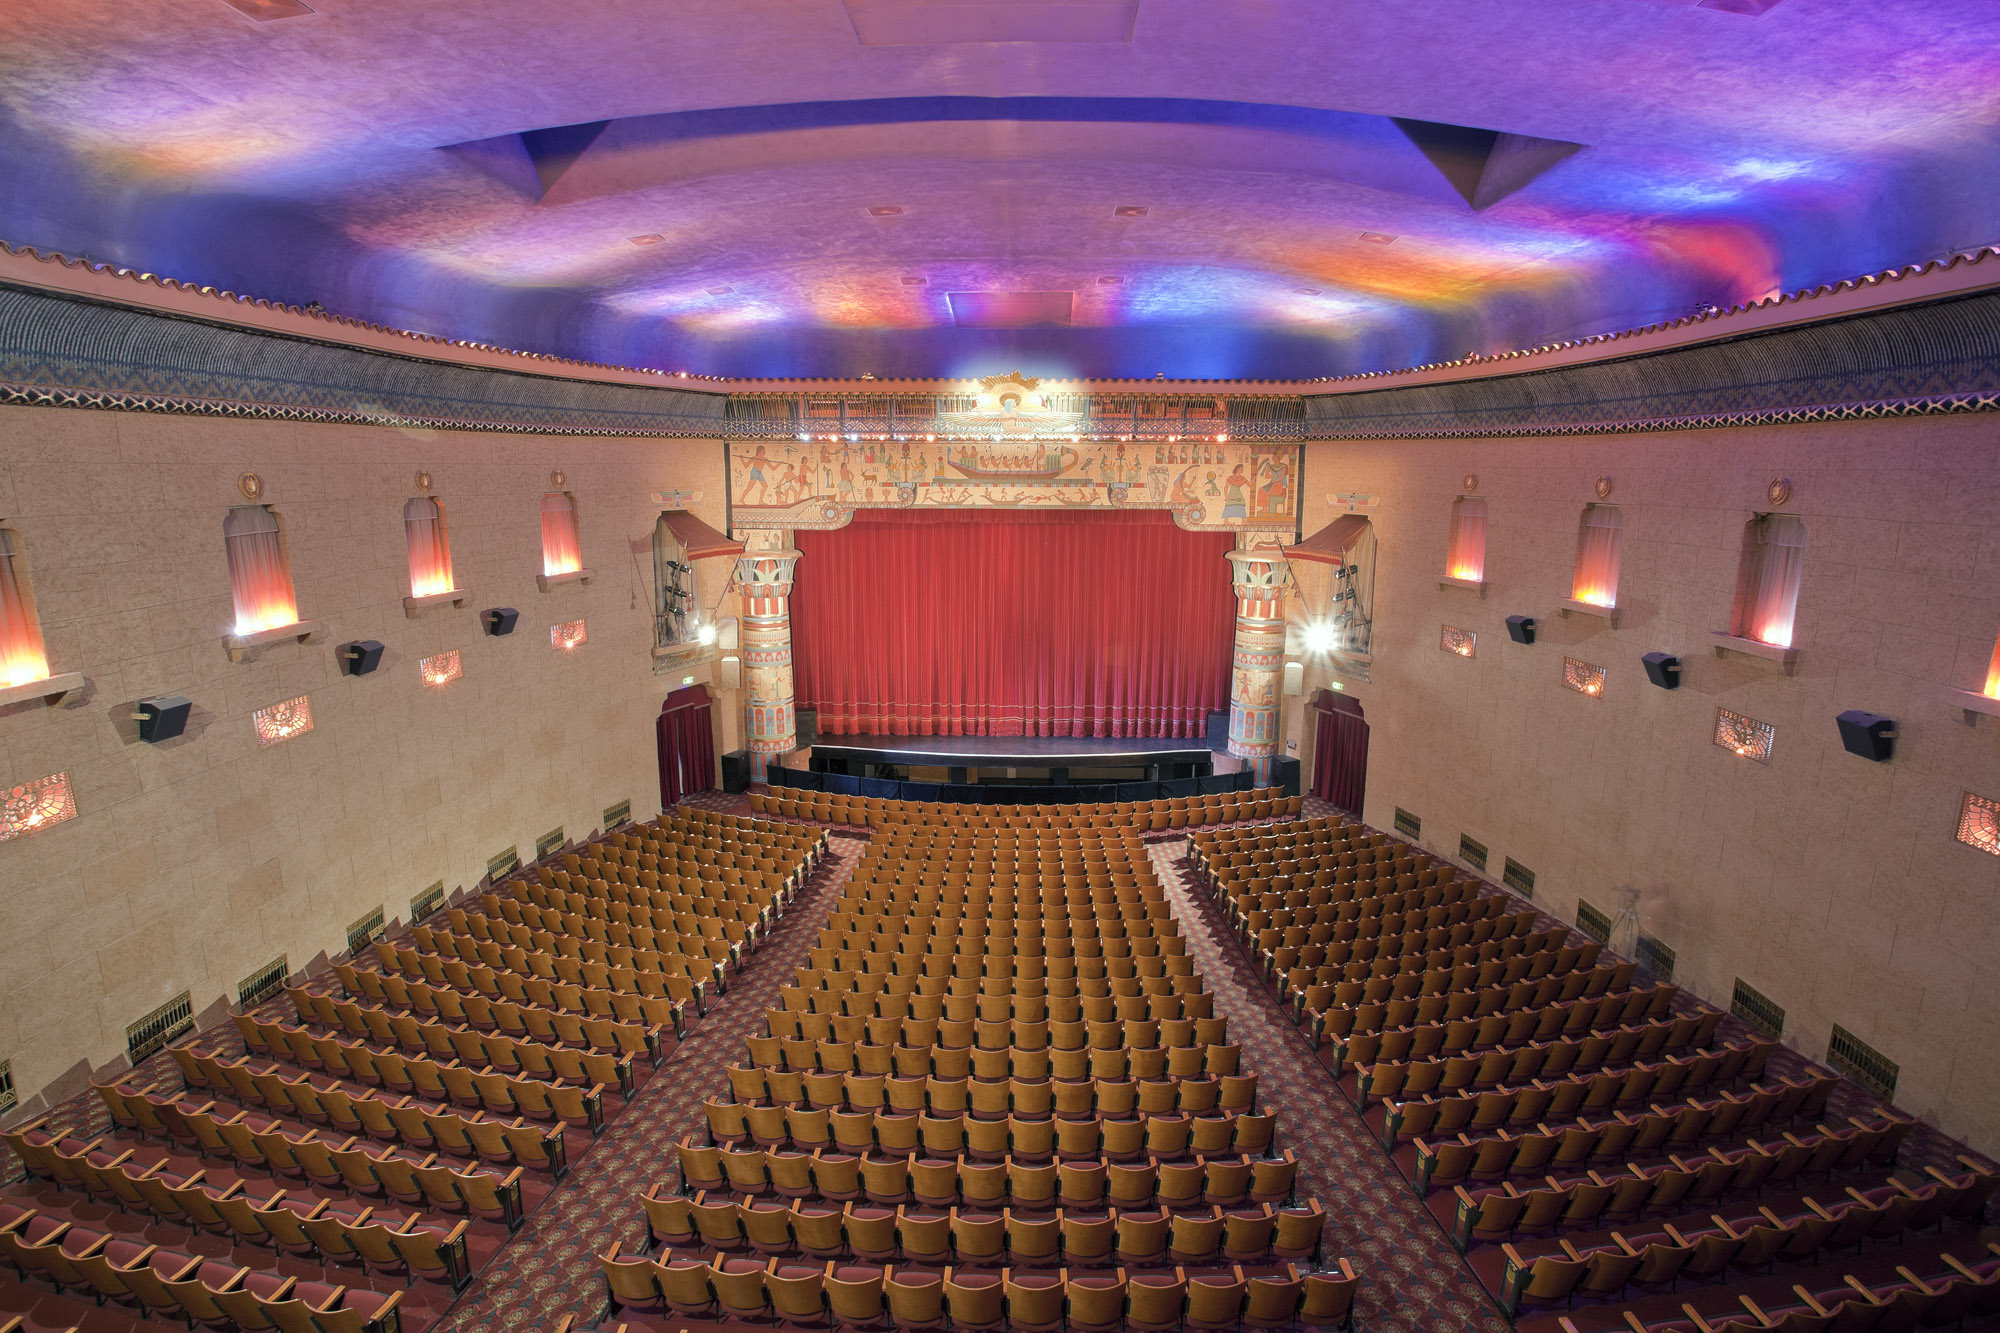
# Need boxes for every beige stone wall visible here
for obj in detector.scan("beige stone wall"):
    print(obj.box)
[1283,412,2000,1156]
[0,406,734,1114]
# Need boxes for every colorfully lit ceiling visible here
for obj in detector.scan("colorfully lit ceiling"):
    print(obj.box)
[1,0,1996,379]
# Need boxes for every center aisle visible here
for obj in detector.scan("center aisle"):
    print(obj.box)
[1147,836,1512,1333]
[432,812,864,1333]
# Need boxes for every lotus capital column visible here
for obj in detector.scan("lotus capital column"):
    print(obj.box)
[736,547,802,781]
[1225,548,1291,785]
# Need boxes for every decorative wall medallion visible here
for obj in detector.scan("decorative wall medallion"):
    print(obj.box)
[1767,476,1792,506]
[549,469,566,489]
[415,470,433,493]
[1595,476,1614,499]
[237,472,264,500]
[1463,474,1478,494]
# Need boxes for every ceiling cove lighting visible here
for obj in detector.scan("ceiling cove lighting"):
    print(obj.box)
[252,694,314,746]
[420,650,462,686]
[0,771,77,842]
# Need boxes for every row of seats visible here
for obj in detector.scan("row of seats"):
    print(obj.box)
[1501,1196,2000,1320]
[1330,985,1688,1069]
[768,987,1208,1028]
[3,1189,472,1292]
[1385,1043,1784,1146]
[1457,1142,1989,1251]
[643,1194,1329,1269]
[270,989,666,1068]
[1305,960,1635,1039]
[0,1204,403,1333]
[701,1101,1277,1159]
[1548,1239,2000,1332]
[751,788,1299,830]
[748,1021,1231,1066]
[178,1031,618,1119]
[16,1115,524,1231]
[744,1039,1242,1080]
[375,934,714,1012]
[422,909,727,989]
[721,1068,1258,1120]
[63,1080,569,1177]
[599,1251,1355,1331]
[498,880,771,947]
[675,1143,1302,1212]
[330,960,694,1036]
[1352,1036,1828,1107]
[474,893,747,963]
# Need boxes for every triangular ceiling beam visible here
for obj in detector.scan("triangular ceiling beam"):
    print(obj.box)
[1393,117,1583,210]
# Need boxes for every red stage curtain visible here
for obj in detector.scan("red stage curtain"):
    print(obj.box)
[657,685,716,806]
[792,510,1234,738]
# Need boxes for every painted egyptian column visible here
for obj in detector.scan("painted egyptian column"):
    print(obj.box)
[1225,547,1291,786]
[735,547,803,781]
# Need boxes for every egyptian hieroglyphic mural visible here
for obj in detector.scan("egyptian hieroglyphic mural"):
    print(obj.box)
[729,374,1299,532]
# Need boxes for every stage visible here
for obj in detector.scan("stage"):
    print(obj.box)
[802,733,1236,785]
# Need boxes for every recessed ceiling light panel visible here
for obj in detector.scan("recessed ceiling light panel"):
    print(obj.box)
[868,205,905,217]
[628,234,664,246]
[1360,232,1398,244]
[1114,206,1149,218]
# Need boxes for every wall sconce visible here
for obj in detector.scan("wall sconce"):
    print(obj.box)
[1303,622,1338,654]
[697,622,719,646]
[1562,658,1606,697]
[1715,707,1775,763]
[551,619,587,651]
[1439,626,1477,658]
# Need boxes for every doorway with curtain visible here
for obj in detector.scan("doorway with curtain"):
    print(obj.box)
[657,684,717,808]
[1309,688,1368,815]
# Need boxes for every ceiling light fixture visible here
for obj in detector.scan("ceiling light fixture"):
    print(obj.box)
[628,234,664,247]
[706,285,733,296]
[1115,206,1149,218]
[1360,232,1398,244]
[868,206,905,217]
[901,276,927,286]
[1098,276,1123,284]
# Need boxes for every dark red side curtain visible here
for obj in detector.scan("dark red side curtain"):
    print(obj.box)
[657,685,716,806]
[792,511,1233,738]
[1311,691,1369,814]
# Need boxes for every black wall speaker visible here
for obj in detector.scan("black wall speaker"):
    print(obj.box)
[794,708,819,749]
[720,750,751,794]
[339,640,385,676]
[1835,709,1897,762]
[483,607,520,636]
[1641,652,1682,690]
[135,695,193,743]
[1505,615,1537,645]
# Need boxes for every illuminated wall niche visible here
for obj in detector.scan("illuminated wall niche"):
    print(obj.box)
[551,619,587,651]
[0,527,51,688]
[1729,513,1806,648]
[1571,504,1622,609]
[224,505,300,636]
[252,694,314,745]
[1444,497,1487,583]
[540,492,582,577]
[1440,626,1476,658]
[0,771,76,842]
[1985,629,2000,700]
[420,650,462,686]
[404,497,455,598]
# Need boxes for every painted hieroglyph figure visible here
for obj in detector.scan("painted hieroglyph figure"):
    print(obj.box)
[730,373,1298,533]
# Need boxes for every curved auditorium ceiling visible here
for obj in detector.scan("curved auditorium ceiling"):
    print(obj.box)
[1,0,1995,379]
